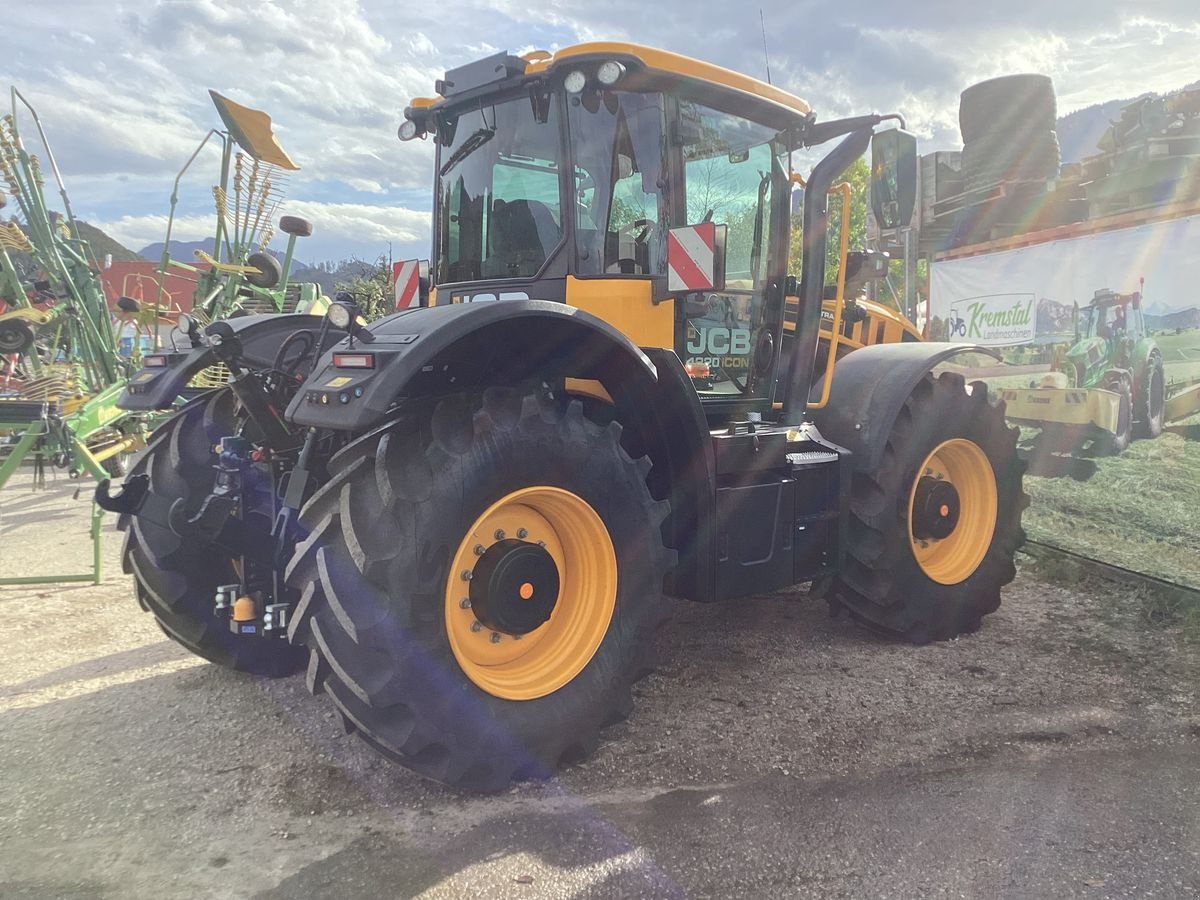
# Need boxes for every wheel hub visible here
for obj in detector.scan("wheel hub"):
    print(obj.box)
[911,476,961,540]
[469,539,560,635]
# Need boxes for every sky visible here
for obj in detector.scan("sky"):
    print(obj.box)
[3,1,1198,264]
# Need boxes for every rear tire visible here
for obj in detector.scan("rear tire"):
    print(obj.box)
[833,372,1026,643]
[119,388,305,677]
[285,389,672,792]
[1134,354,1165,439]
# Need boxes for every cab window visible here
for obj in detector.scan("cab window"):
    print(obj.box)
[436,96,564,283]
[567,90,668,276]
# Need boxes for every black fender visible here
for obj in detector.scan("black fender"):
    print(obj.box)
[287,300,659,430]
[118,314,331,410]
[810,342,1002,472]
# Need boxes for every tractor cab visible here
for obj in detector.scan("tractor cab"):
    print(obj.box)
[1078,288,1145,344]
[402,44,911,421]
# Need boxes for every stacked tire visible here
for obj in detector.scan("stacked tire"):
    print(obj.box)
[959,75,1061,192]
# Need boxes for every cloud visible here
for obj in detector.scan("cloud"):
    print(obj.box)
[4,1,1198,262]
[282,200,429,244]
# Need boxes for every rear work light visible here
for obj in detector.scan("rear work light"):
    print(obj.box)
[333,352,375,369]
[142,354,169,368]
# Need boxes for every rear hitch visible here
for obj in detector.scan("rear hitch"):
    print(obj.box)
[94,475,150,515]
[168,492,237,545]
[214,585,290,638]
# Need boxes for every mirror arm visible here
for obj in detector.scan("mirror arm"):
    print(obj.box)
[802,113,906,148]
[780,126,874,425]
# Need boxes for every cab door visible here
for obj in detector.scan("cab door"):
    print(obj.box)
[671,98,790,418]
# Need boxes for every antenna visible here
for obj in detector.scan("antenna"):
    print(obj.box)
[760,9,773,85]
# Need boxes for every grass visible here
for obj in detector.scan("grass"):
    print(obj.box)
[1023,544,1200,644]
[1021,425,1200,592]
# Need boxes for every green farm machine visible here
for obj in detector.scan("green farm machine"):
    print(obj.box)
[102,43,1028,791]
[0,89,147,484]
[1000,285,1200,454]
[152,91,327,337]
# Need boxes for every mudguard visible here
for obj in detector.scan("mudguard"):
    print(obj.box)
[118,314,331,410]
[287,300,658,431]
[810,342,1001,473]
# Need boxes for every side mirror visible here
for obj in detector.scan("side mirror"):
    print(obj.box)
[667,223,726,294]
[842,250,890,294]
[393,259,431,309]
[870,129,917,231]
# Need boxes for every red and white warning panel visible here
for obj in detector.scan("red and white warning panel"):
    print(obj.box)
[667,223,726,293]
[393,259,420,310]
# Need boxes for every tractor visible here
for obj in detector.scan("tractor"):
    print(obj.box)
[101,43,1026,792]
[1000,286,1165,455]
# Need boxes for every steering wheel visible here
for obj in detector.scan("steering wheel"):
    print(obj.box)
[619,217,656,243]
[614,218,657,274]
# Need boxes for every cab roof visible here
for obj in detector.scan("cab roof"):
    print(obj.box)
[407,42,812,125]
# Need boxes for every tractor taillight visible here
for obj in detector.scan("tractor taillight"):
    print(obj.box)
[333,352,375,369]
[143,354,169,368]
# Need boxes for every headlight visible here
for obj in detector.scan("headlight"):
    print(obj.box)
[177,313,197,334]
[327,302,353,329]
[563,70,587,94]
[596,61,625,86]
[398,119,419,142]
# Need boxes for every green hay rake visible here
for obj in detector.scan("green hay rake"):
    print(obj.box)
[0,88,151,584]
[152,91,326,334]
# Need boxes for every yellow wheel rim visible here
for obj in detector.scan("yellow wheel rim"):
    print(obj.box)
[445,486,617,701]
[907,439,997,585]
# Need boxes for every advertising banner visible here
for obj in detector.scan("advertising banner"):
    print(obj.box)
[930,213,1200,346]
[931,212,1200,592]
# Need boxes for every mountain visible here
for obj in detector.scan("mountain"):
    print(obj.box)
[1056,79,1200,164]
[136,241,383,296]
[138,239,272,264]
[74,219,142,263]
[1145,307,1200,331]
[7,215,140,264]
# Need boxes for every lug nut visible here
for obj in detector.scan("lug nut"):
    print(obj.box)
[470,621,482,632]
[537,540,546,548]
[490,632,502,643]
[494,529,506,540]
[474,544,485,556]
[461,570,473,581]
[460,597,471,609]
[517,528,528,539]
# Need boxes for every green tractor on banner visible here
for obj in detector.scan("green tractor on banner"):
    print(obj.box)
[1001,284,1200,454]
[101,43,1027,792]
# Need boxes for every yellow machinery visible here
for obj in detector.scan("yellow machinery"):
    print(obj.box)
[106,43,1027,792]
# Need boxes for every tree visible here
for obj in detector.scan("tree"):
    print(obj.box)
[787,156,868,286]
[333,255,393,322]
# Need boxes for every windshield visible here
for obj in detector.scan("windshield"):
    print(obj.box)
[436,95,563,283]
[1080,302,1129,339]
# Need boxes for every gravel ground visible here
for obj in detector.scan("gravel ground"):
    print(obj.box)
[1,470,1198,899]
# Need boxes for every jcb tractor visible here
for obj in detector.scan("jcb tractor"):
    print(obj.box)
[101,44,1026,792]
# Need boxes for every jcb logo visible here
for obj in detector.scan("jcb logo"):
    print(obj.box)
[687,327,752,356]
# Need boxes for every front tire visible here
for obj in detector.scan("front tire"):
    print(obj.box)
[834,372,1026,642]
[119,388,305,677]
[285,389,672,792]
[1134,354,1165,439]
